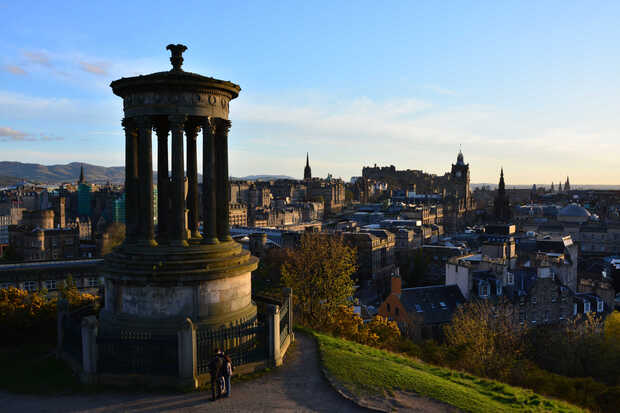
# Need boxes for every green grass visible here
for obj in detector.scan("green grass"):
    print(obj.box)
[0,345,85,394]
[307,329,584,413]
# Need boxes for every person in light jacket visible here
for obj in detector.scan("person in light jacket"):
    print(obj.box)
[223,353,233,397]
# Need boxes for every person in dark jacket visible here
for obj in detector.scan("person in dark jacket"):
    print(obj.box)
[208,349,224,401]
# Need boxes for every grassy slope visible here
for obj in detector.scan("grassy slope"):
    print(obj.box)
[309,330,583,413]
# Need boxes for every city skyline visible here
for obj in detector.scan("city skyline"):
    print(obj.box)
[1,1,619,184]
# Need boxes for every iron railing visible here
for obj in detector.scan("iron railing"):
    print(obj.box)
[279,298,290,347]
[196,316,268,375]
[97,331,178,376]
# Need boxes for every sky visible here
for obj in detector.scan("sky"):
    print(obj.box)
[0,1,619,185]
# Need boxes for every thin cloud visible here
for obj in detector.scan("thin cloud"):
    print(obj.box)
[22,51,52,67]
[0,127,28,141]
[2,65,27,75]
[0,126,63,142]
[79,61,109,76]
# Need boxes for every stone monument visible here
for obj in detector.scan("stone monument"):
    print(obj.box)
[100,44,258,338]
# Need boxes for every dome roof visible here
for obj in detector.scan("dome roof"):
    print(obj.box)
[558,203,591,218]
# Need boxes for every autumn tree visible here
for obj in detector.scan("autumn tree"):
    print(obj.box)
[101,223,125,255]
[281,232,357,328]
[444,299,523,380]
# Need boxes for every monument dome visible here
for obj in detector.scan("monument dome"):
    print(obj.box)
[558,203,591,223]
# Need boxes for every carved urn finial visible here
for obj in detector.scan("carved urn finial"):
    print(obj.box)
[166,44,188,71]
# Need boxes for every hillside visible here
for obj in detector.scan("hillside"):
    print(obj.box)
[310,330,582,413]
[0,162,124,184]
[0,175,20,186]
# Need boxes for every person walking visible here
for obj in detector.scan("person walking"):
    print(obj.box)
[223,353,233,397]
[208,349,224,401]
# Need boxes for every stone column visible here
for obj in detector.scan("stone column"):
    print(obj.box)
[215,118,232,242]
[267,304,282,367]
[185,123,201,240]
[81,315,98,383]
[201,117,218,244]
[136,116,156,246]
[155,122,170,243]
[177,318,197,389]
[123,118,138,244]
[169,114,189,247]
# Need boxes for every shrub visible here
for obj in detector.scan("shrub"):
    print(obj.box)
[0,283,99,347]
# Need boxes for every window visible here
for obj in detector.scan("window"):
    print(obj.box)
[24,280,37,291]
[584,301,591,314]
[87,277,99,288]
[496,282,502,296]
[544,311,550,322]
[519,296,525,306]
[552,292,558,303]
[415,304,423,313]
[507,273,514,285]
[531,312,537,324]
[597,300,604,313]
[386,303,391,313]
[440,301,447,309]
[573,303,578,316]
[395,307,399,316]
[519,311,525,324]
[531,296,537,305]
[45,279,57,291]
[0,282,12,290]
[479,283,489,297]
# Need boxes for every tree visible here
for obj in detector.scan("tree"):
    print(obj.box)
[444,299,523,380]
[101,223,125,255]
[281,232,357,328]
[252,247,293,296]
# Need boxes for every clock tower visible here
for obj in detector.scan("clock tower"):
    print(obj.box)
[451,149,470,204]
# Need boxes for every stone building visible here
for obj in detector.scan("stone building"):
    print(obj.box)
[0,258,103,294]
[342,229,396,296]
[229,203,248,227]
[8,225,80,261]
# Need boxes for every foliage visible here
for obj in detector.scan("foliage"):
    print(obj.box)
[0,287,57,345]
[323,305,401,349]
[0,281,99,346]
[526,313,620,386]
[306,329,582,412]
[281,232,356,328]
[101,222,125,255]
[252,247,293,296]
[443,299,524,381]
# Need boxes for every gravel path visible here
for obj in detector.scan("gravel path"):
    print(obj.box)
[0,334,371,413]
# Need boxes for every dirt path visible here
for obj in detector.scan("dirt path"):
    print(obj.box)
[0,334,370,412]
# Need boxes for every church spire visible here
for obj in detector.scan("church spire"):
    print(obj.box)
[79,164,85,184]
[304,152,312,180]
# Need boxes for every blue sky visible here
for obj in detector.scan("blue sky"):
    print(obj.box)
[1,1,619,184]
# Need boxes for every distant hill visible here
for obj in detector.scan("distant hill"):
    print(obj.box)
[0,162,124,184]
[0,174,20,186]
[0,162,297,185]
[232,175,296,181]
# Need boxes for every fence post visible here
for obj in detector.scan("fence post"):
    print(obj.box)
[56,297,68,357]
[282,287,294,343]
[178,318,198,389]
[81,315,98,383]
[267,304,282,367]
